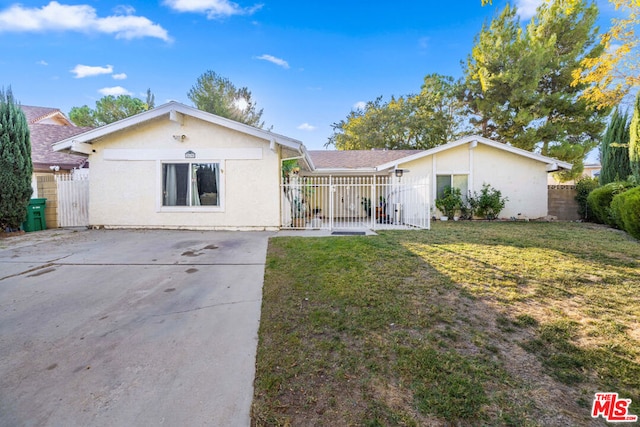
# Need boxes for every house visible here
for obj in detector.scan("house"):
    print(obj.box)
[305,135,572,220]
[22,105,92,176]
[53,102,308,230]
[547,162,601,185]
[53,102,571,230]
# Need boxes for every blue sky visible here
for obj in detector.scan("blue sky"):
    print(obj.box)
[0,0,617,150]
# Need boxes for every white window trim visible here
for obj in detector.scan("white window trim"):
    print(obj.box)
[156,159,225,213]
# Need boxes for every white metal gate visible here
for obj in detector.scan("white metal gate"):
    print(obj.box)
[281,175,430,230]
[56,174,89,227]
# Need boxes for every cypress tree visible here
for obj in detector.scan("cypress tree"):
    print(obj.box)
[0,87,33,231]
[600,109,631,185]
[630,92,640,182]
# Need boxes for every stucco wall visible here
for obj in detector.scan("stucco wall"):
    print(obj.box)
[472,144,548,218]
[88,115,281,229]
[398,142,550,219]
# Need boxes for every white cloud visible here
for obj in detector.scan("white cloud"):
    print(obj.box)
[255,54,290,69]
[112,73,127,80]
[515,0,542,19]
[353,101,366,110]
[71,64,113,78]
[98,86,132,96]
[297,123,316,131]
[163,0,263,19]
[37,60,48,66]
[0,1,171,41]
[113,5,136,15]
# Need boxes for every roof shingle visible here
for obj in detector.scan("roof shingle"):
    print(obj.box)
[308,149,423,169]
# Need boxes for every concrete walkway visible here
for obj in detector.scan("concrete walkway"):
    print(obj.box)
[0,229,272,427]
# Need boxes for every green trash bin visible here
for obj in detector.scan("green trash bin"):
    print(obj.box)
[22,198,47,232]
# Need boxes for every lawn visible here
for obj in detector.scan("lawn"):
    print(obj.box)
[252,222,640,426]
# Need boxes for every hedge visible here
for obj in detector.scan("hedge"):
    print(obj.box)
[611,186,640,239]
[586,181,634,225]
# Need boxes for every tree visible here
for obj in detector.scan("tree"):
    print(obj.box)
[146,88,155,109]
[327,74,465,150]
[0,87,33,231]
[464,0,608,180]
[69,94,152,127]
[572,0,640,109]
[630,92,640,181]
[188,71,264,128]
[600,108,631,184]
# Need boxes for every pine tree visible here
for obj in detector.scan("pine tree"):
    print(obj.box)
[0,87,33,231]
[630,92,640,182]
[600,109,631,184]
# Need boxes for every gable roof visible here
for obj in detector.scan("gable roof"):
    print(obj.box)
[30,123,93,170]
[52,101,308,159]
[307,135,572,174]
[21,105,74,126]
[374,135,573,172]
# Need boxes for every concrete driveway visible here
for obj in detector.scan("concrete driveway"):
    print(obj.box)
[0,228,273,426]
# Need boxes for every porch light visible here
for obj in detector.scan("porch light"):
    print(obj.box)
[394,169,404,178]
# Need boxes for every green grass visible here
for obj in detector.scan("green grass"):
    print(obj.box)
[252,222,640,426]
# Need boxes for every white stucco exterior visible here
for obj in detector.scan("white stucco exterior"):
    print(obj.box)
[53,102,306,230]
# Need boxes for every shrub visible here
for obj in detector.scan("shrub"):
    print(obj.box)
[435,186,463,218]
[0,87,33,231]
[468,184,508,220]
[586,181,634,226]
[574,177,599,220]
[611,186,640,239]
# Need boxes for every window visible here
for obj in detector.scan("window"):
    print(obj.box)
[436,174,468,199]
[162,162,220,207]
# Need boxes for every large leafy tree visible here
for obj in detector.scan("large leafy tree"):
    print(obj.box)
[600,108,631,184]
[327,74,465,150]
[464,0,608,180]
[0,87,33,231]
[69,94,152,127]
[630,92,640,181]
[188,70,264,128]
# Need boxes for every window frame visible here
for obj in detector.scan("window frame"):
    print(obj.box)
[436,173,469,200]
[157,160,224,213]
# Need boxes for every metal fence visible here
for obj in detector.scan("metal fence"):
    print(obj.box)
[281,175,430,230]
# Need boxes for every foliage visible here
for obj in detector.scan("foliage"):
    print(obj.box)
[0,87,33,230]
[69,94,151,127]
[586,180,634,225]
[574,176,599,220]
[630,92,640,181]
[572,0,640,109]
[435,186,463,218]
[187,70,264,128]
[610,185,640,238]
[464,0,608,180]
[600,108,632,185]
[145,88,155,109]
[468,184,508,220]
[327,74,467,150]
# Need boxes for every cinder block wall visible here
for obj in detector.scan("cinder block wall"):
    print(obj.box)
[36,174,58,228]
[548,185,580,220]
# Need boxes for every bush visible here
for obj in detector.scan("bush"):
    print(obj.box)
[575,177,599,220]
[611,186,640,239]
[468,184,508,220]
[435,186,463,218]
[586,181,634,226]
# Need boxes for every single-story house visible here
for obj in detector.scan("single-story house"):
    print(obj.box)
[53,102,571,230]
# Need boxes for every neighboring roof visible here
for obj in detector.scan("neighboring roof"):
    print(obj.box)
[21,105,74,126]
[53,101,309,162]
[308,150,422,169]
[30,123,93,170]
